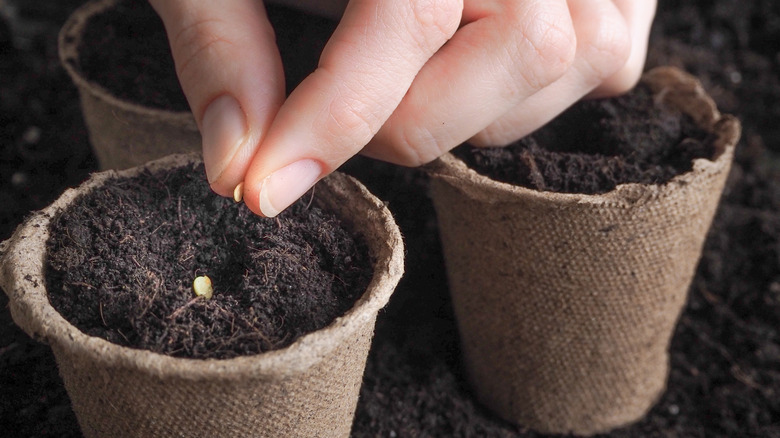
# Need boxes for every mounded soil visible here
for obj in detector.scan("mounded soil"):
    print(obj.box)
[45,163,371,360]
[453,83,714,194]
[1,0,778,437]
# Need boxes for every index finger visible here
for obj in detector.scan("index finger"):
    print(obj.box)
[241,0,463,217]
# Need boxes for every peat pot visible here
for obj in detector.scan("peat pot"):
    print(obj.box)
[428,67,741,435]
[0,154,404,438]
[59,0,200,170]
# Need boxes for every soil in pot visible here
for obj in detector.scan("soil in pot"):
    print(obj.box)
[76,0,337,112]
[452,83,717,194]
[74,0,185,112]
[431,69,737,435]
[44,162,372,359]
[2,0,780,436]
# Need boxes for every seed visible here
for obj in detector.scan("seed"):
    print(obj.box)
[233,182,244,203]
[193,275,213,299]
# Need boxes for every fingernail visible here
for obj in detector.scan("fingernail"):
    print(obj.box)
[201,95,247,184]
[258,159,323,217]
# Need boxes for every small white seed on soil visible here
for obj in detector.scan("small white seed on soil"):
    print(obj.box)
[233,182,244,203]
[193,275,213,299]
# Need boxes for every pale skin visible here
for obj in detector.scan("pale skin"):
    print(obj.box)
[148,0,657,217]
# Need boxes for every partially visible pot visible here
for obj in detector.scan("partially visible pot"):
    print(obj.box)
[0,154,404,438]
[428,67,741,435]
[59,0,200,170]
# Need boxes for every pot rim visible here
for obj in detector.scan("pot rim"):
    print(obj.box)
[0,153,404,380]
[426,66,741,208]
[58,0,197,127]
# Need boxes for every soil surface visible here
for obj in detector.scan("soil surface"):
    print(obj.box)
[45,163,371,359]
[1,0,779,437]
[76,1,186,111]
[77,0,336,111]
[454,84,714,194]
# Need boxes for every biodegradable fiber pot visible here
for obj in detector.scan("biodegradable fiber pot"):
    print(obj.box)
[59,0,200,170]
[427,67,741,435]
[0,154,404,438]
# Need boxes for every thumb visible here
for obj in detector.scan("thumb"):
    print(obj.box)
[150,0,285,197]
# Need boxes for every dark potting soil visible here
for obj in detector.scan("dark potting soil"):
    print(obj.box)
[44,163,372,360]
[76,1,187,112]
[454,84,715,194]
[76,0,337,112]
[2,0,780,436]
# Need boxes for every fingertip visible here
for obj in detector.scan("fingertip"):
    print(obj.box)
[242,159,324,218]
[209,182,233,199]
[590,0,656,98]
[240,184,265,217]
[151,1,286,199]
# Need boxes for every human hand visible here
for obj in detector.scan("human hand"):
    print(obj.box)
[149,0,656,217]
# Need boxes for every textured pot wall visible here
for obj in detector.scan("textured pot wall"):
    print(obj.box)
[59,0,201,170]
[428,67,741,435]
[0,154,404,438]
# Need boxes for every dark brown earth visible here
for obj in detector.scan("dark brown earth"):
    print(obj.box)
[76,0,336,110]
[453,83,714,194]
[45,163,371,360]
[1,1,778,437]
[76,0,186,111]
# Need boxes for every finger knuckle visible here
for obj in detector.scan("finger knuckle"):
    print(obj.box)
[408,0,462,53]
[471,123,514,147]
[510,10,577,89]
[171,18,239,84]
[389,125,447,166]
[324,95,381,153]
[580,16,632,82]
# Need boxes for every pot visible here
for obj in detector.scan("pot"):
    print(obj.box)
[427,67,741,435]
[0,154,404,438]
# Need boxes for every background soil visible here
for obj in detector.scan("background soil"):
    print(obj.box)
[1,1,778,437]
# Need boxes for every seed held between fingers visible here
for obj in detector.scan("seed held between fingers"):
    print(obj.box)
[233,182,244,203]
[193,275,213,299]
